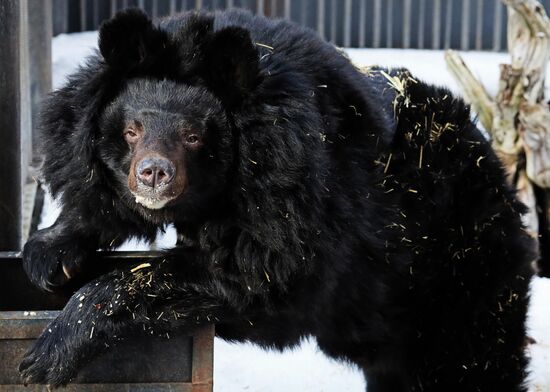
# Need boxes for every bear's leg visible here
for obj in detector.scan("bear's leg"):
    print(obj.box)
[364,372,405,392]
[407,350,529,392]
[19,254,231,387]
[23,205,153,292]
[23,220,96,292]
[405,288,530,392]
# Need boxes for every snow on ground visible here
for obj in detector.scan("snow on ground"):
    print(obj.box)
[49,32,550,391]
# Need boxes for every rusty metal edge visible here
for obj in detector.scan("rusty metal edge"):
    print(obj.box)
[0,311,58,320]
[0,383,194,391]
[0,311,57,339]
[0,251,166,261]
[191,325,214,392]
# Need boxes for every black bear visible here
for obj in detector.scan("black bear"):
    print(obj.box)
[20,9,535,391]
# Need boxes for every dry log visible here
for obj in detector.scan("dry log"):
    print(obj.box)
[445,0,550,249]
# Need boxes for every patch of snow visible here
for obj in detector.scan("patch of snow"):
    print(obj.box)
[51,32,99,89]
[346,48,550,100]
[47,32,550,391]
[215,338,366,392]
[526,277,550,390]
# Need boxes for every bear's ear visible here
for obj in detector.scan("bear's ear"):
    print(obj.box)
[98,8,168,70]
[202,27,260,108]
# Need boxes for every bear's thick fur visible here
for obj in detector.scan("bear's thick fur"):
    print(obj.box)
[20,9,535,391]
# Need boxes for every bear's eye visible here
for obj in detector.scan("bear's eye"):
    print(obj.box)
[123,129,139,143]
[185,134,200,145]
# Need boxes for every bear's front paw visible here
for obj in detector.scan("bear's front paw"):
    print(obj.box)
[19,322,77,387]
[22,228,90,292]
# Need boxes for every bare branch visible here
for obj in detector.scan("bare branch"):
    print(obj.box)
[444,50,496,133]
[519,102,550,187]
[504,0,550,103]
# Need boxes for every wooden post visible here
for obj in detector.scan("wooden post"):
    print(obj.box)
[0,0,23,251]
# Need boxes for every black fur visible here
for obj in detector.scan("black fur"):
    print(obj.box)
[20,9,535,391]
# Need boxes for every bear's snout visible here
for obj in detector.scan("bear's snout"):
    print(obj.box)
[136,157,175,189]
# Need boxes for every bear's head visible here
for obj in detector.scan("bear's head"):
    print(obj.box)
[41,8,316,245]
[98,79,231,213]
[91,9,261,219]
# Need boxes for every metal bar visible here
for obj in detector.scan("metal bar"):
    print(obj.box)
[0,0,23,251]
[122,0,128,10]
[493,0,503,51]
[170,0,177,14]
[284,0,290,19]
[257,0,264,15]
[301,0,307,26]
[461,0,470,50]
[0,250,166,259]
[19,0,31,179]
[52,0,68,35]
[373,0,381,48]
[476,0,484,50]
[79,0,86,30]
[403,0,411,49]
[110,0,116,17]
[330,0,336,43]
[343,0,351,47]
[28,0,52,159]
[270,0,277,17]
[0,251,164,310]
[418,0,425,49]
[386,0,393,47]
[432,0,441,49]
[358,0,366,47]
[317,0,325,40]
[444,0,453,49]
[138,0,145,10]
[92,0,99,29]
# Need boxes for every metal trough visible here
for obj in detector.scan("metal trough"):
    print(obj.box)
[0,252,214,392]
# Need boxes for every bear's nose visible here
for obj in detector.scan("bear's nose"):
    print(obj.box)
[136,157,175,188]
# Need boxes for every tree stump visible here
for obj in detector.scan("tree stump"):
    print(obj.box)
[445,0,550,277]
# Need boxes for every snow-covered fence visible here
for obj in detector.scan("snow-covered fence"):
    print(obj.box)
[51,0,550,50]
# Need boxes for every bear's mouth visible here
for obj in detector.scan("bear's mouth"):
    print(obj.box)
[131,182,179,210]
[133,193,175,209]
